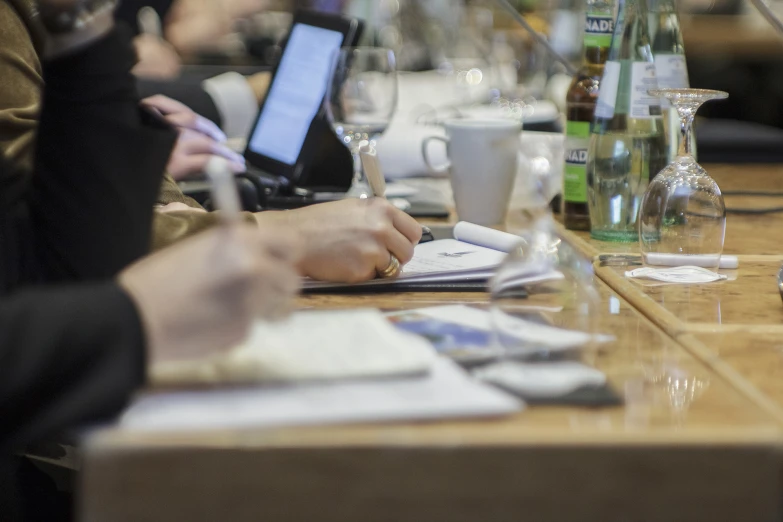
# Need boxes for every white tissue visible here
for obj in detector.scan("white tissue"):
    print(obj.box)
[625,266,727,283]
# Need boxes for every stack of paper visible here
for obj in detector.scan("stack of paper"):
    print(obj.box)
[122,358,522,432]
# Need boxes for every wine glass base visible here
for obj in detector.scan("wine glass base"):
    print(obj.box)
[590,229,639,243]
[345,181,374,199]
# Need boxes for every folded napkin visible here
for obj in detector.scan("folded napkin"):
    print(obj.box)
[625,266,727,283]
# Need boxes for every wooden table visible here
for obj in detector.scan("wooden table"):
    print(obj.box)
[78,168,783,521]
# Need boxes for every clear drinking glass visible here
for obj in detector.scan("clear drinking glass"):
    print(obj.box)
[488,184,601,360]
[639,88,728,267]
[325,47,398,198]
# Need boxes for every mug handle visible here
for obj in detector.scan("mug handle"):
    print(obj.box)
[421,136,450,174]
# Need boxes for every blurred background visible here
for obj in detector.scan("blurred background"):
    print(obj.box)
[131,0,783,129]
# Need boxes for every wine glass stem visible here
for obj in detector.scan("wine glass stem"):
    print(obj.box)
[351,150,363,185]
[677,108,696,157]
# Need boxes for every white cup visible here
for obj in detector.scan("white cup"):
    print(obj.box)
[422,119,521,225]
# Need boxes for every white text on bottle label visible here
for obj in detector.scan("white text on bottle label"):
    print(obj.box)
[630,62,662,119]
[654,54,689,107]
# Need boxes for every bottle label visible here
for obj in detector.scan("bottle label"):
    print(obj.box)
[630,62,662,119]
[564,121,590,203]
[584,15,614,48]
[595,60,621,119]
[654,54,690,108]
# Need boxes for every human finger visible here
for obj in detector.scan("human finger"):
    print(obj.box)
[377,225,416,266]
[140,94,191,115]
[165,111,227,142]
[141,95,227,142]
[179,132,245,167]
[389,204,423,245]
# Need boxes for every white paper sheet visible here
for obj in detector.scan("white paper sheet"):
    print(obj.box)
[402,239,507,276]
[150,309,436,386]
[453,222,524,253]
[121,358,522,432]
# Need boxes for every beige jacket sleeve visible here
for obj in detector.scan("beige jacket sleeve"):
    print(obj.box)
[1,0,256,252]
[152,174,256,251]
[0,0,46,172]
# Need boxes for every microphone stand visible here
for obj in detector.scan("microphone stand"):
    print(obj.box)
[747,0,783,35]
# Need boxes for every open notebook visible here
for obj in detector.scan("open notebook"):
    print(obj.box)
[304,222,563,290]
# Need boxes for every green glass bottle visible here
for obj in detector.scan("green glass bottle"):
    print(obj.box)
[648,0,694,162]
[585,0,667,242]
[563,0,616,231]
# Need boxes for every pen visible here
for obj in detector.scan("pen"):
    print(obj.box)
[204,156,242,225]
[359,141,433,243]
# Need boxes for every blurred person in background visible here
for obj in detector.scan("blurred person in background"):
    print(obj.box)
[0,3,302,520]
[0,0,422,284]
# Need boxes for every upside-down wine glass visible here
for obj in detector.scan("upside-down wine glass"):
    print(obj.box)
[325,47,398,198]
[639,88,729,268]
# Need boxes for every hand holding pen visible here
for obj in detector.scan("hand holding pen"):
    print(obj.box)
[359,141,434,244]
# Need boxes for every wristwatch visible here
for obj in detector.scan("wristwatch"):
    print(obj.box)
[39,0,118,34]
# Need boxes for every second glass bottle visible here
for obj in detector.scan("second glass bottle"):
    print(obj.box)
[586,0,668,242]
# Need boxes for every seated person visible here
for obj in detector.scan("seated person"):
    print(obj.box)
[0,0,421,284]
[1,6,301,520]
[117,0,275,138]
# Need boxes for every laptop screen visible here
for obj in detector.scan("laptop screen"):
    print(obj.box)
[246,23,344,166]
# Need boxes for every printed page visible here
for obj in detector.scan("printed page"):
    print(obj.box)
[401,239,508,277]
[121,358,522,432]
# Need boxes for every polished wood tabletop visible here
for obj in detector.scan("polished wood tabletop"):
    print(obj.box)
[79,168,783,521]
[554,164,783,257]
[81,280,782,522]
[550,165,783,335]
[542,163,783,444]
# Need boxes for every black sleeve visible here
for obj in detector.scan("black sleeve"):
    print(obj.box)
[32,25,178,283]
[137,77,223,128]
[0,283,145,453]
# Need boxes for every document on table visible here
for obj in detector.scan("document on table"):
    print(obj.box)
[303,222,537,290]
[150,309,436,386]
[400,238,507,277]
[388,305,614,355]
[121,358,523,432]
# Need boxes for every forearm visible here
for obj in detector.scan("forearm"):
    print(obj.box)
[0,283,145,453]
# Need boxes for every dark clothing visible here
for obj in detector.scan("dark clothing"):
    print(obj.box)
[0,284,145,453]
[0,26,177,519]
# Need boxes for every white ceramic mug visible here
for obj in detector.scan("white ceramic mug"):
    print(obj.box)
[422,119,521,225]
